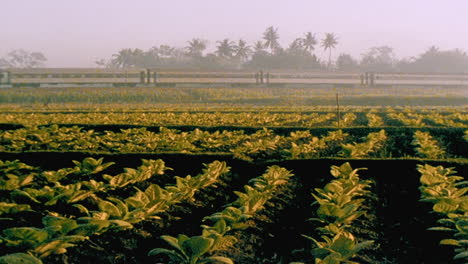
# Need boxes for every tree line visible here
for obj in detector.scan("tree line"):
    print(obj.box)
[2,26,468,73]
[99,26,468,73]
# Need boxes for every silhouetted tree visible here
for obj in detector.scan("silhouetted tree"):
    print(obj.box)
[111,48,135,68]
[216,39,236,58]
[233,39,252,64]
[405,46,468,73]
[253,41,266,53]
[360,46,395,72]
[186,38,207,57]
[263,26,280,54]
[0,49,47,68]
[321,33,338,69]
[336,53,359,71]
[302,32,317,55]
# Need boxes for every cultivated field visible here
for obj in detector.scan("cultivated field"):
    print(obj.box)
[0,85,467,264]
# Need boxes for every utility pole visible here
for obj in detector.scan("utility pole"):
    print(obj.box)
[336,93,341,127]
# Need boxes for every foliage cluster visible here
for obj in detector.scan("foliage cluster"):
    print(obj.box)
[418,164,468,261]
[296,162,374,263]
[148,165,293,264]
[0,158,230,263]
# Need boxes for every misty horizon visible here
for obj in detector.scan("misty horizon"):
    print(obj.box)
[1,0,467,67]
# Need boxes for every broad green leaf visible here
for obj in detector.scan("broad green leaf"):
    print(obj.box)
[454,250,468,260]
[97,199,121,217]
[181,236,214,260]
[440,239,460,246]
[0,253,43,264]
[427,226,454,232]
[433,199,459,213]
[2,227,49,248]
[201,256,234,264]
[147,248,185,262]
[42,216,78,235]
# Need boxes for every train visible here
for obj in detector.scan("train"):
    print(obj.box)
[0,68,467,87]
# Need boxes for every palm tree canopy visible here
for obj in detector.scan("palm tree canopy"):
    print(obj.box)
[321,33,338,51]
[321,33,338,69]
[262,26,280,53]
[234,39,252,60]
[111,48,142,68]
[186,38,207,57]
[288,38,304,52]
[302,32,317,53]
[253,41,265,52]
[216,38,236,58]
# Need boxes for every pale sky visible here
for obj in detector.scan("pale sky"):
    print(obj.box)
[1,0,467,67]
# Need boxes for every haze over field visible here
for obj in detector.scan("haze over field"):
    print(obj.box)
[1,0,467,67]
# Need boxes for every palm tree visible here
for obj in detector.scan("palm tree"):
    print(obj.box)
[253,41,266,53]
[186,38,207,57]
[288,38,304,54]
[111,48,136,68]
[215,38,236,58]
[321,33,338,69]
[233,39,252,62]
[302,32,317,54]
[262,26,280,54]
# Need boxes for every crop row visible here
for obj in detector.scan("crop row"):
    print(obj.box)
[0,125,466,161]
[1,158,466,263]
[0,158,230,263]
[295,162,374,263]
[418,164,468,262]
[148,165,293,263]
[0,110,467,128]
[1,86,466,106]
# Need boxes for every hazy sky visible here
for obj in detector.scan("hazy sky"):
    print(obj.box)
[2,0,467,67]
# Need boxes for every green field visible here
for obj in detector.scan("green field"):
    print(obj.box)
[0,85,467,107]
[0,85,467,264]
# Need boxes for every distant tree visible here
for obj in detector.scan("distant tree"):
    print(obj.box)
[215,38,236,58]
[253,41,266,54]
[186,38,207,57]
[0,49,47,68]
[151,44,176,58]
[111,48,135,68]
[321,33,338,69]
[336,53,359,71]
[302,32,317,55]
[95,58,114,68]
[262,26,280,54]
[111,48,152,68]
[403,46,468,73]
[360,46,395,72]
[287,38,305,55]
[233,39,252,63]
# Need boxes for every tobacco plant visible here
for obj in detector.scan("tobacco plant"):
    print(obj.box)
[149,165,293,264]
[0,160,37,191]
[299,162,374,263]
[1,160,229,262]
[412,131,446,159]
[418,164,468,261]
[340,130,387,158]
[366,113,384,127]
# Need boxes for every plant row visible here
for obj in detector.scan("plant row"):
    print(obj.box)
[294,162,374,263]
[0,110,467,128]
[1,125,466,161]
[0,158,230,263]
[148,165,293,264]
[418,164,468,262]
